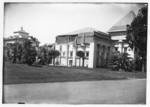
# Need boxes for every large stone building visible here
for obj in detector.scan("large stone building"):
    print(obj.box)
[55,27,113,68]
[55,11,136,68]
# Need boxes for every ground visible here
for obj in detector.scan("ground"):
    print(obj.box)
[4,79,146,104]
[4,62,146,84]
[3,62,146,104]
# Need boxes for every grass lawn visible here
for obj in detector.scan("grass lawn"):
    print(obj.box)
[3,62,146,84]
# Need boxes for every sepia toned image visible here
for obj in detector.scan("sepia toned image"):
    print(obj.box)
[3,2,147,104]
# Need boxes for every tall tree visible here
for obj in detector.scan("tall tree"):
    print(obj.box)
[126,6,147,72]
[23,39,37,65]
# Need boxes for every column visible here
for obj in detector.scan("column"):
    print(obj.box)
[103,45,106,60]
[66,44,69,66]
[107,47,111,59]
[101,45,105,65]
[73,45,77,66]
[88,42,96,68]
[96,44,100,67]
[118,40,123,53]
[99,45,102,66]
[59,45,62,64]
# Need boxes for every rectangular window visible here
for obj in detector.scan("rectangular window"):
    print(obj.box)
[115,47,118,51]
[124,47,127,53]
[86,44,90,48]
[60,46,62,51]
[63,52,65,57]
[70,51,73,57]
[85,51,89,57]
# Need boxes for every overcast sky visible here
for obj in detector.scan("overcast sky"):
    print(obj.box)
[4,3,145,45]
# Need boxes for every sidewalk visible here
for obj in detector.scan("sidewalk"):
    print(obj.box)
[3,79,146,104]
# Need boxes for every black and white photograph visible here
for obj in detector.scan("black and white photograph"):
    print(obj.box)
[1,0,148,105]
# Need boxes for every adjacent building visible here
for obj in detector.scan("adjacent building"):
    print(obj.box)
[4,27,40,49]
[4,27,40,59]
[108,11,136,58]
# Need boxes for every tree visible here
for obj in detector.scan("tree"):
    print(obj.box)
[126,6,147,72]
[48,50,60,66]
[12,44,17,63]
[23,39,37,65]
[76,51,85,67]
[17,44,23,62]
[38,46,48,65]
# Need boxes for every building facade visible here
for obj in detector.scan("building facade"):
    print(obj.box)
[4,27,40,48]
[55,28,113,68]
[55,11,137,68]
[4,27,40,59]
[108,11,136,58]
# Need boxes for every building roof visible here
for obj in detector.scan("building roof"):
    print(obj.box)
[108,11,136,32]
[14,27,29,34]
[4,37,24,41]
[57,27,109,37]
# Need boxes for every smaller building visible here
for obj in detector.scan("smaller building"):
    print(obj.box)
[4,27,40,60]
[4,27,40,48]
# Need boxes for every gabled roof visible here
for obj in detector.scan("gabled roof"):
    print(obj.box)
[108,11,136,32]
[57,27,109,37]
[65,27,97,35]
[14,30,29,34]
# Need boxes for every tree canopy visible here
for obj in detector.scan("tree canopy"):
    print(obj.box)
[76,51,84,58]
[126,6,147,72]
[126,6,147,57]
[76,51,85,67]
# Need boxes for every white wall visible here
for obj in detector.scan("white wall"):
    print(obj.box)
[88,42,96,68]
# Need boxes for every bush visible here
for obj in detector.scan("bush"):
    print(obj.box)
[110,52,134,72]
[134,58,142,71]
[26,47,37,66]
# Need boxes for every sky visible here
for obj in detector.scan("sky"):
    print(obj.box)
[4,3,146,45]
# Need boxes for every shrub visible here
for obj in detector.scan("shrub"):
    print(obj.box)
[110,52,134,72]
[26,47,37,66]
[134,58,142,71]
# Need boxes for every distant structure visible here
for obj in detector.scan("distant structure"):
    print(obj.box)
[4,27,40,59]
[4,27,40,48]
[108,11,136,58]
[54,11,137,68]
